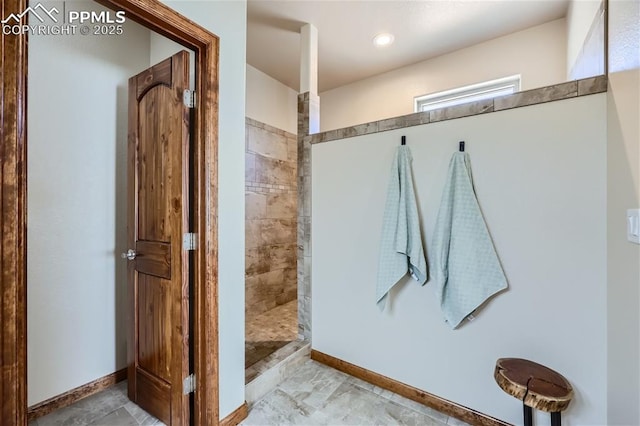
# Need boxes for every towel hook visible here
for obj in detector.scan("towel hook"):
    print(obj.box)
[459,141,465,152]
[401,136,406,145]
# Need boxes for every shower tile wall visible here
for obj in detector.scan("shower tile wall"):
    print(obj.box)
[245,118,298,321]
[297,93,312,339]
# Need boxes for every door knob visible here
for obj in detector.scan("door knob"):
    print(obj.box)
[121,249,137,260]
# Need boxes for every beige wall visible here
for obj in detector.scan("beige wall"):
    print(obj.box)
[27,8,151,405]
[245,118,298,320]
[606,0,640,424]
[319,18,566,131]
[312,94,608,424]
[246,64,298,134]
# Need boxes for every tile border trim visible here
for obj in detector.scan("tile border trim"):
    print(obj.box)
[297,94,312,340]
[311,75,607,144]
[220,402,249,426]
[27,368,127,421]
[246,116,296,139]
[311,350,512,426]
[245,340,310,385]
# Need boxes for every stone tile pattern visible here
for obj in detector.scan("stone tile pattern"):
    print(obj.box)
[245,118,298,320]
[246,300,298,343]
[245,300,298,375]
[30,359,465,426]
[29,381,163,426]
[310,75,608,144]
[241,360,470,426]
[297,93,312,340]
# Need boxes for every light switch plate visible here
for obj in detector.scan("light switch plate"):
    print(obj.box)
[627,209,640,244]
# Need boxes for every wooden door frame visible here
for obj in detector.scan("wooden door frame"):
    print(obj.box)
[0,0,220,424]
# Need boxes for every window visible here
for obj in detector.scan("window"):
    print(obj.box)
[414,75,521,113]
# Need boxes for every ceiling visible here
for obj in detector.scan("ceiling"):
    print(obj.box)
[247,0,569,93]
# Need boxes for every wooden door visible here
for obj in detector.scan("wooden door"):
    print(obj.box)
[126,51,191,425]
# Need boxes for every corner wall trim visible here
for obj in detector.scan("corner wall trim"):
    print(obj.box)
[27,369,127,421]
[220,402,249,426]
[311,350,511,426]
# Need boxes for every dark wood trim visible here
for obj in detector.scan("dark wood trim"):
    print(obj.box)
[1,1,28,425]
[219,402,249,426]
[311,350,512,426]
[2,0,220,424]
[27,369,127,421]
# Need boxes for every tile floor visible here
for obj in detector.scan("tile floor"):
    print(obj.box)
[241,360,469,426]
[245,300,298,371]
[30,359,470,426]
[29,381,162,426]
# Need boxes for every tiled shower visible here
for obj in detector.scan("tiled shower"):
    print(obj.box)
[244,118,298,380]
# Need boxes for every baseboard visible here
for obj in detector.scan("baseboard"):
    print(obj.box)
[28,368,127,421]
[311,350,511,426]
[220,402,249,426]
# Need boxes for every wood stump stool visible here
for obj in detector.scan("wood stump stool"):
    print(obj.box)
[494,358,573,426]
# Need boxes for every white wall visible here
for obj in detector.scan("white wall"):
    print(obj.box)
[566,0,603,79]
[312,95,607,425]
[319,19,566,131]
[158,0,248,419]
[27,7,151,405]
[246,64,297,134]
[149,34,195,89]
[606,0,640,424]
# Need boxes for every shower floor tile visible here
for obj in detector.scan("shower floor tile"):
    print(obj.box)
[246,300,298,369]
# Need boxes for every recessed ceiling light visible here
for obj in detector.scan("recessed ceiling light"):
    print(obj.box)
[373,33,394,47]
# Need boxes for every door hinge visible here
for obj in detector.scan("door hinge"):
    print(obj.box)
[183,233,197,251]
[183,89,196,108]
[183,374,196,394]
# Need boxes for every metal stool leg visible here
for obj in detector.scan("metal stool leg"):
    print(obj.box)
[551,412,561,426]
[524,404,533,426]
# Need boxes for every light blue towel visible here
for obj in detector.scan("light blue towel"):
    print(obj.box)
[376,146,428,310]
[432,152,508,328]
